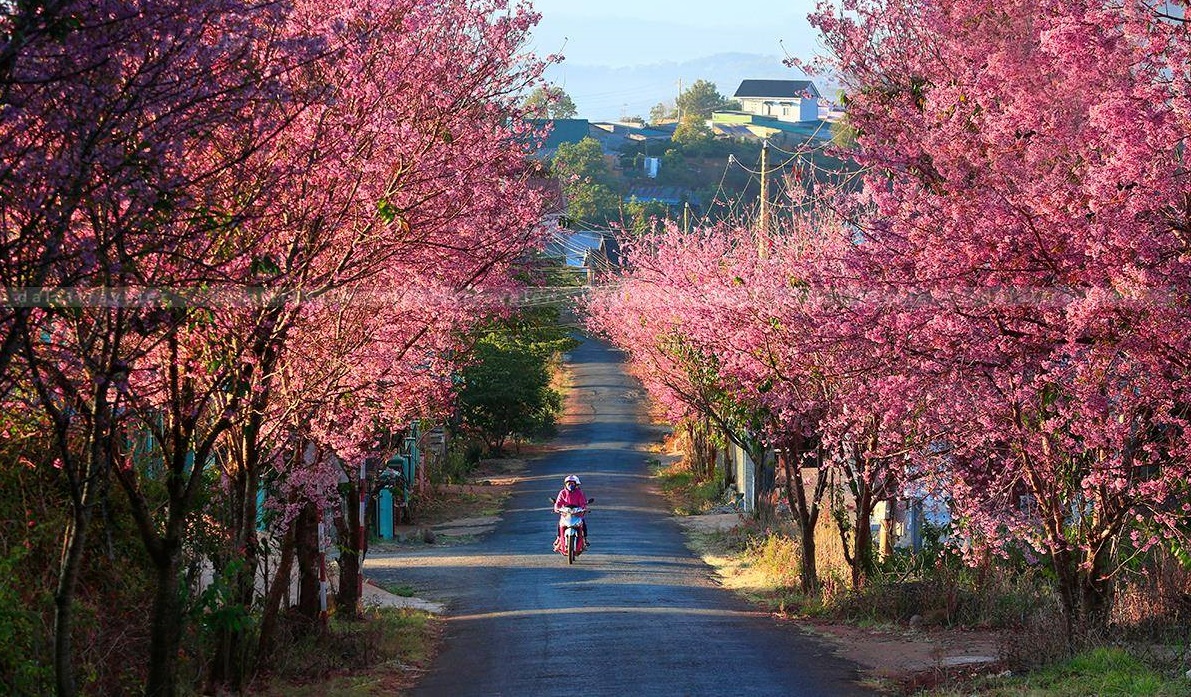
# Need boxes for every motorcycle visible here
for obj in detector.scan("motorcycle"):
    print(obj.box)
[550,497,594,564]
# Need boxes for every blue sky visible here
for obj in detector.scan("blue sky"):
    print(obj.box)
[527,0,821,66]
[524,0,825,119]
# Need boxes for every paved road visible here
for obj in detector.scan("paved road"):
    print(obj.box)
[367,337,873,697]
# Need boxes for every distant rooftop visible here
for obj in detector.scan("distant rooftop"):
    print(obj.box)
[733,79,821,100]
[527,118,591,158]
[626,185,700,207]
[709,111,833,144]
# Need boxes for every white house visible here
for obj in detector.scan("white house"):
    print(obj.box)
[732,79,821,123]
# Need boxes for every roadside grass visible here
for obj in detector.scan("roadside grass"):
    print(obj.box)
[252,607,440,696]
[929,647,1188,697]
[414,487,510,526]
[650,451,811,613]
[378,582,418,598]
[650,456,725,515]
[684,523,812,615]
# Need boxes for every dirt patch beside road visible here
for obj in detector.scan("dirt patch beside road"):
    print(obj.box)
[804,621,1003,693]
[375,456,529,548]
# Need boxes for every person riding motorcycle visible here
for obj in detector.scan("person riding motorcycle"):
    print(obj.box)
[553,475,589,550]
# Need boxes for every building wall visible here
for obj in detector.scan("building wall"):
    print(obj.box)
[738,96,818,123]
[798,97,818,122]
[727,442,754,513]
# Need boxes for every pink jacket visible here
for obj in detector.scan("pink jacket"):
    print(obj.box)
[555,487,587,509]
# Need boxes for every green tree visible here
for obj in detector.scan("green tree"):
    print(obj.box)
[523,85,578,119]
[552,137,610,185]
[564,184,622,228]
[671,116,714,156]
[649,101,676,124]
[551,137,620,226]
[676,79,731,120]
[623,198,673,235]
[457,308,579,454]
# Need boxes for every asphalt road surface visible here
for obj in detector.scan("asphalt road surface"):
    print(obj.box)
[367,337,874,697]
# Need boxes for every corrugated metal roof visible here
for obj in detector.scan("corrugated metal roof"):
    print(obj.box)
[543,231,604,267]
[527,119,592,152]
[711,124,756,138]
[626,186,700,207]
[733,79,821,99]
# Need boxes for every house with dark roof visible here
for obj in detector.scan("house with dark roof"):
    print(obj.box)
[588,121,675,153]
[527,118,591,159]
[732,79,821,123]
[583,231,621,282]
[542,230,622,284]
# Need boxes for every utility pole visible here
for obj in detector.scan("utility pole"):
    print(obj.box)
[683,201,691,233]
[758,139,769,259]
[357,459,367,605]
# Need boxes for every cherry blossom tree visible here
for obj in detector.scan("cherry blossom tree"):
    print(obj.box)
[4,0,552,693]
[171,0,551,686]
[1,2,304,693]
[586,205,929,592]
[808,0,1191,634]
[584,225,781,512]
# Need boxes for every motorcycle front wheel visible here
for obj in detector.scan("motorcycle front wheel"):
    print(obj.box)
[567,534,576,564]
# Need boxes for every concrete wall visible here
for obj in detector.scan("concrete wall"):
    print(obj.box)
[738,97,818,123]
[727,442,755,513]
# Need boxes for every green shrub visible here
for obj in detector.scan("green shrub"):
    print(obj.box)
[0,547,52,695]
[429,442,481,485]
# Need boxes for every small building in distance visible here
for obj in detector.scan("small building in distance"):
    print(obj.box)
[710,111,831,148]
[527,118,591,160]
[732,79,821,123]
[588,121,674,152]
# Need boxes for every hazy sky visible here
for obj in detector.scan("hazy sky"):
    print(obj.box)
[524,0,826,118]
[526,0,822,67]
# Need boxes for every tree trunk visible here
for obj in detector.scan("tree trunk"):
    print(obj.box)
[1080,568,1112,631]
[51,392,113,697]
[295,501,323,624]
[1080,537,1114,629]
[145,540,183,697]
[211,324,283,687]
[851,486,873,590]
[782,437,821,594]
[879,497,896,559]
[209,444,262,690]
[257,525,296,660]
[699,418,716,479]
[335,478,366,617]
[1053,545,1080,645]
[54,506,91,697]
[798,525,818,595]
[838,443,884,590]
[113,467,196,697]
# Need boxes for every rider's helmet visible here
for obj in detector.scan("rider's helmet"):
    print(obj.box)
[564,475,581,487]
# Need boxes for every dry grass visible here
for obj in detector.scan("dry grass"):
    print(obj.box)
[251,607,441,696]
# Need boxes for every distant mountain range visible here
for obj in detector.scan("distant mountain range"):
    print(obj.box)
[544,52,840,122]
